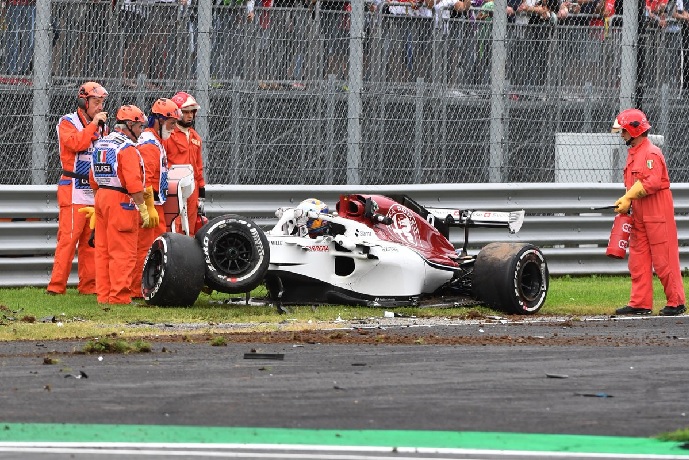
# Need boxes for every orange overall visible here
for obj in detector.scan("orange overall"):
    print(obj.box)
[90,132,145,304]
[47,110,102,295]
[130,128,169,297]
[625,137,685,309]
[164,125,205,236]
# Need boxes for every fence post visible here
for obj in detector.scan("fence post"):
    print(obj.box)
[489,0,506,183]
[326,75,336,185]
[413,77,424,184]
[347,0,364,185]
[660,83,669,140]
[32,0,51,185]
[230,77,241,184]
[583,81,593,133]
[197,0,212,166]
[619,0,638,110]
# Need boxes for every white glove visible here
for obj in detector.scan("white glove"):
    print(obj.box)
[198,197,205,216]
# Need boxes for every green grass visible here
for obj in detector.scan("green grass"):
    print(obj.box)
[82,338,152,354]
[0,275,686,342]
[657,427,689,442]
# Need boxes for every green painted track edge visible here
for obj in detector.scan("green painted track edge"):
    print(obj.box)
[1,423,688,455]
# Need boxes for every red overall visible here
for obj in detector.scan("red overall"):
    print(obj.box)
[625,137,685,309]
[47,110,101,295]
[130,128,168,298]
[164,125,205,236]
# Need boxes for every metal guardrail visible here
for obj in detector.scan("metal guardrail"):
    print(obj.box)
[2,183,688,287]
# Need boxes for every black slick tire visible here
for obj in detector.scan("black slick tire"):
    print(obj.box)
[143,232,206,307]
[472,242,549,314]
[195,214,270,294]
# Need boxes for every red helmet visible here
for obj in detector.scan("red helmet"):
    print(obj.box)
[116,105,146,123]
[611,109,651,138]
[151,98,182,120]
[171,91,200,111]
[78,81,108,100]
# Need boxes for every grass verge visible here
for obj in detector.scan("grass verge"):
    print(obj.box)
[0,275,685,342]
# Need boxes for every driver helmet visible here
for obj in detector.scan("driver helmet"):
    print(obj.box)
[297,198,330,236]
[611,108,651,138]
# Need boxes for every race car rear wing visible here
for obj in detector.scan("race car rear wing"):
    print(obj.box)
[425,207,525,258]
[425,208,525,234]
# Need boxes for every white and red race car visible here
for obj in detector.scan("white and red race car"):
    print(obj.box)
[142,169,549,314]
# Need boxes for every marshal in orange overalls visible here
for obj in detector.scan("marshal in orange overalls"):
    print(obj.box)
[47,91,107,295]
[624,138,685,309]
[90,131,146,304]
[166,91,206,236]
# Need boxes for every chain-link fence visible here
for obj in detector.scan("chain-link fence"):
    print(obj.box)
[3,0,688,185]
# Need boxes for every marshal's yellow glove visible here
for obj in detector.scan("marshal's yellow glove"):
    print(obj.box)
[136,202,150,228]
[78,206,96,230]
[614,180,647,214]
[143,185,160,228]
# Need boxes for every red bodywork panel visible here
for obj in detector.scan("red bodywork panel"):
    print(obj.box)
[337,194,459,267]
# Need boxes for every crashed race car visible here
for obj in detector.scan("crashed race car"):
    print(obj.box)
[142,168,549,314]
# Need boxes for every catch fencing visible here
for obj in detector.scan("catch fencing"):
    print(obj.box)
[1,183,688,287]
[2,0,689,186]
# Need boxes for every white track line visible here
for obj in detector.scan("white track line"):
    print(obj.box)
[0,443,687,459]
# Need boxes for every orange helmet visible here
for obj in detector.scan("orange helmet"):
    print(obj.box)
[78,81,108,101]
[611,109,651,138]
[151,98,182,120]
[171,91,200,111]
[116,105,147,123]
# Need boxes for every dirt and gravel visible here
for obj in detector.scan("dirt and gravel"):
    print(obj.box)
[4,313,688,352]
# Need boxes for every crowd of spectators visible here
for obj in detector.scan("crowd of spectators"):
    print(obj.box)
[1,0,688,93]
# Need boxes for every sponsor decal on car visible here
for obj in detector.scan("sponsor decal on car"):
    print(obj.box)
[386,204,420,246]
[306,245,329,252]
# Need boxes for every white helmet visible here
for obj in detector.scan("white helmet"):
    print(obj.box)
[171,91,200,111]
[297,198,330,236]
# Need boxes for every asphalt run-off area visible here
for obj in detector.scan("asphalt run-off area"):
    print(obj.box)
[2,314,689,459]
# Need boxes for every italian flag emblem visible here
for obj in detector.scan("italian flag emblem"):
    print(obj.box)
[647,159,653,170]
[98,149,108,163]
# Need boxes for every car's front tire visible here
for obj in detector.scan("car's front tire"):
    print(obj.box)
[195,214,270,294]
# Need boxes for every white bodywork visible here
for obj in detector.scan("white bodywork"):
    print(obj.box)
[265,208,456,298]
[165,164,195,236]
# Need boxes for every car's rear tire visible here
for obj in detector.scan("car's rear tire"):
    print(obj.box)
[143,232,206,307]
[472,242,549,314]
[195,214,270,294]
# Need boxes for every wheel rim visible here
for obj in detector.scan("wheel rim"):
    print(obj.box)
[519,260,543,302]
[143,248,164,290]
[211,232,254,275]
